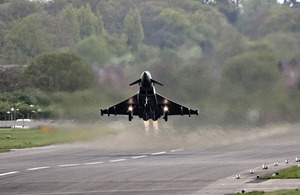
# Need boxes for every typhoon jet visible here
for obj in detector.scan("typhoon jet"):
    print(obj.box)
[100,71,198,121]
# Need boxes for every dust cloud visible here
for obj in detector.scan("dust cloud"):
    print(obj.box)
[75,120,294,152]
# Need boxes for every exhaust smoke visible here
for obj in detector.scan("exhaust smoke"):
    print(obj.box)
[153,121,159,135]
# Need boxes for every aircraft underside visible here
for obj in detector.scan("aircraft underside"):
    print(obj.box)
[100,71,198,122]
[138,107,162,121]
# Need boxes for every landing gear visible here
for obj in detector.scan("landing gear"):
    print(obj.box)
[163,113,168,122]
[128,111,133,121]
[128,105,133,121]
[163,106,169,122]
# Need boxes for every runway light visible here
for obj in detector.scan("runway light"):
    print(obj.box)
[6,135,10,139]
[128,106,133,112]
[241,189,246,193]
[285,159,289,164]
[236,174,240,179]
[262,164,268,169]
[250,169,254,174]
[257,175,260,179]
[274,162,279,166]
[296,157,300,162]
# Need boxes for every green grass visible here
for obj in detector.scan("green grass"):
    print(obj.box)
[264,166,300,179]
[235,167,300,194]
[0,127,114,152]
[236,189,300,195]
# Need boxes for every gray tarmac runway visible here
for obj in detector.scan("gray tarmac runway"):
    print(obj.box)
[0,123,300,195]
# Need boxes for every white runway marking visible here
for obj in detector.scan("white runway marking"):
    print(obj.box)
[0,150,175,178]
[0,171,19,177]
[84,162,103,165]
[59,164,79,167]
[109,159,126,163]
[170,148,184,152]
[27,166,50,171]
[151,151,166,156]
[131,155,147,159]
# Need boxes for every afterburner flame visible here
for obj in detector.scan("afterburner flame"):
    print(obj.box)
[144,120,149,135]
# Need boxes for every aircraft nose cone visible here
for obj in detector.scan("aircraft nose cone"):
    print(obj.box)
[141,72,147,78]
[141,71,151,87]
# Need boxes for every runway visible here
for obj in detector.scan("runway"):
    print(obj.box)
[0,124,300,194]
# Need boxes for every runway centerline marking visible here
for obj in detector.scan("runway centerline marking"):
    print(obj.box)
[84,162,103,165]
[0,171,19,177]
[27,166,50,171]
[109,159,126,163]
[131,155,147,159]
[0,150,177,177]
[170,148,184,152]
[59,164,79,167]
[151,151,166,156]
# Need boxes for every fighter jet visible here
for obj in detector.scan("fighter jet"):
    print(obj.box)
[100,71,198,121]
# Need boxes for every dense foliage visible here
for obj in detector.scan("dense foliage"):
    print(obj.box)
[0,0,299,125]
[24,52,95,92]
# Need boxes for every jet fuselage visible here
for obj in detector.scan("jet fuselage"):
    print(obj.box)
[138,71,159,121]
[100,71,198,121]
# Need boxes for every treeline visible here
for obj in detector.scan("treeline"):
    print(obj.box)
[0,0,299,125]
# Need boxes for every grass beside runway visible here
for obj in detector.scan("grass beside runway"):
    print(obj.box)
[0,127,113,152]
[236,166,300,194]
[236,189,300,194]
[264,166,300,179]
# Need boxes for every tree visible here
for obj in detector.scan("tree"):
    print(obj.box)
[99,0,127,36]
[214,0,239,24]
[0,14,50,64]
[0,0,42,24]
[0,20,6,50]
[77,4,97,39]
[76,35,111,67]
[221,42,285,120]
[258,8,300,37]
[263,32,300,63]
[237,0,279,37]
[223,43,279,94]
[95,7,105,35]
[59,3,80,49]
[123,9,144,52]
[0,67,24,93]
[24,52,95,92]
[197,0,241,23]
[43,0,67,15]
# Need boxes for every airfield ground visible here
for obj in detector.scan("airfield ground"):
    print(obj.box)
[0,122,299,194]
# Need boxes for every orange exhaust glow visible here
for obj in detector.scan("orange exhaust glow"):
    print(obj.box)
[153,120,159,133]
[144,120,149,134]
